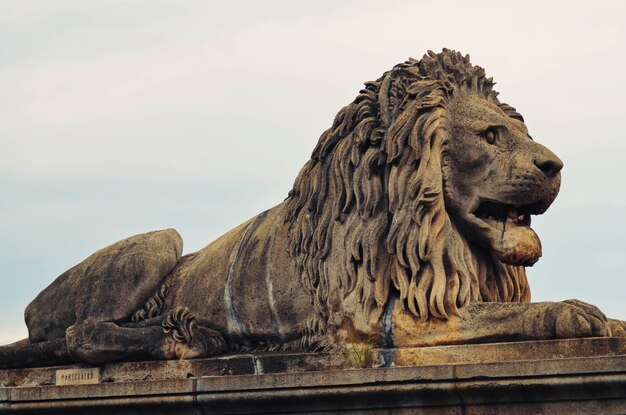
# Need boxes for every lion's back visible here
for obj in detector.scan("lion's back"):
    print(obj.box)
[165,217,255,329]
[165,204,311,343]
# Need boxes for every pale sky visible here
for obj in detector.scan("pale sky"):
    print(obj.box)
[1,0,626,345]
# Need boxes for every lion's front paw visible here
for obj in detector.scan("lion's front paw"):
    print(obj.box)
[563,299,608,324]
[608,319,626,338]
[550,300,610,338]
[66,318,117,365]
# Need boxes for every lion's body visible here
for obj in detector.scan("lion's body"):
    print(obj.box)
[2,49,623,368]
[164,205,312,348]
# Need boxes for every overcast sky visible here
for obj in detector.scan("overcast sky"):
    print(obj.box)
[1,0,625,345]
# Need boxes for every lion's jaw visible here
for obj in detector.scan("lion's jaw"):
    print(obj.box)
[443,91,563,267]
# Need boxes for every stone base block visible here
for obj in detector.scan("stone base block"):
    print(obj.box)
[1,337,626,414]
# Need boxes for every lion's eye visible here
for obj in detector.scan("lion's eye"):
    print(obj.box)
[480,128,498,145]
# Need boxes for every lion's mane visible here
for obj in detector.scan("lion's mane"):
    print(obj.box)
[284,50,530,337]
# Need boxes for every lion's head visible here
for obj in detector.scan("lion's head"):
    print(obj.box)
[444,89,562,266]
[285,49,562,327]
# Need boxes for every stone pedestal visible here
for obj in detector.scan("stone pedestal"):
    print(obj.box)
[2,338,626,414]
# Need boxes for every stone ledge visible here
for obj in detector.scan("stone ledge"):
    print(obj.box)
[2,337,626,414]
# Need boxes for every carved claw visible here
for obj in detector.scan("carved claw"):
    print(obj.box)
[552,301,610,338]
[194,326,228,356]
[563,299,608,324]
[162,307,195,344]
[162,307,227,359]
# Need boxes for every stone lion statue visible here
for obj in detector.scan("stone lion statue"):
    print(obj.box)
[2,49,624,368]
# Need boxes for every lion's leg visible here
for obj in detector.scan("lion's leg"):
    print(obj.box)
[392,299,611,347]
[25,229,182,344]
[66,308,227,365]
[567,300,626,338]
[66,320,168,364]
[9,230,183,368]
[0,338,70,369]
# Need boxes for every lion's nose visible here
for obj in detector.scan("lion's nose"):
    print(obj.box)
[534,153,563,178]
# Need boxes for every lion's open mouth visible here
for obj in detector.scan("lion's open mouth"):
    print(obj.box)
[474,201,536,229]
[469,200,547,266]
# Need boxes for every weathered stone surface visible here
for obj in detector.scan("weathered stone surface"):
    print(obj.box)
[0,229,183,368]
[1,337,624,387]
[26,228,183,340]
[1,337,624,388]
[1,339,626,414]
[1,49,625,369]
